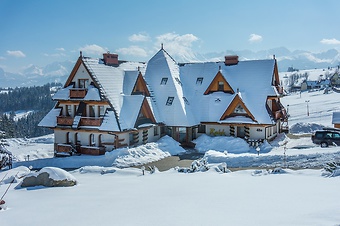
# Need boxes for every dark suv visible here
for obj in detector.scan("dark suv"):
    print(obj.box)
[311,128,340,147]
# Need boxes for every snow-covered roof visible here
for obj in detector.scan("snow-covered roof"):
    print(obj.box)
[83,58,146,130]
[38,108,61,128]
[145,49,197,126]
[52,84,101,101]
[145,49,277,125]
[182,60,275,124]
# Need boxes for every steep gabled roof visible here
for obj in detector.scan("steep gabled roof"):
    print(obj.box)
[204,70,235,95]
[145,48,196,126]
[220,94,256,122]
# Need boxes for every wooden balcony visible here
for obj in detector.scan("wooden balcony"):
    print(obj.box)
[69,88,87,98]
[57,116,73,126]
[79,146,105,155]
[79,117,103,127]
[55,143,73,155]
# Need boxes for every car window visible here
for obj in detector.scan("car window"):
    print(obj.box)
[315,133,324,138]
[326,133,333,138]
[333,133,340,138]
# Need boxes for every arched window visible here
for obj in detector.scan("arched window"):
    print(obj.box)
[90,134,95,146]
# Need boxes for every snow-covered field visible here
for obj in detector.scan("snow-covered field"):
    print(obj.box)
[1,89,340,226]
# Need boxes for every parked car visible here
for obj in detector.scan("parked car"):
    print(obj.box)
[311,128,340,147]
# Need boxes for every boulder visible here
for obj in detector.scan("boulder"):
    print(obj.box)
[21,167,77,187]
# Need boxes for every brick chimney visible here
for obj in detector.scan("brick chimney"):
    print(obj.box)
[224,55,239,66]
[103,52,118,66]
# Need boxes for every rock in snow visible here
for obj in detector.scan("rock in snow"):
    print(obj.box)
[21,167,77,187]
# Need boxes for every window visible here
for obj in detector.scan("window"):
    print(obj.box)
[154,127,159,136]
[196,77,203,85]
[234,104,246,114]
[333,133,340,138]
[79,79,89,88]
[99,106,105,117]
[198,125,206,133]
[90,134,95,146]
[218,81,224,91]
[66,105,72,116]
[89,105,95,117]
[166,97,174,106]
[160,78,168,85]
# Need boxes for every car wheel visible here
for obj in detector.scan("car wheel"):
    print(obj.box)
[321,142,328,148]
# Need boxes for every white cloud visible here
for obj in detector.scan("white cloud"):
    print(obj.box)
[56,47,65,51]
[116,46,148,57]
[320,38,340,45]
[155,33,199,61]
[129,33,150,42]
[79,44,107,56]
[7,50,26,58]
[248,34,263,43]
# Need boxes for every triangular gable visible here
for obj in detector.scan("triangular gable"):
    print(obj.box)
[134,98,157,127]
[204,71,234,95]
[132,72,150,96]
[64,56,83,88]
[220,94,256,122]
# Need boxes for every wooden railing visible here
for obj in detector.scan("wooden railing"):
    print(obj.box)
[69,88,87,98]
[79,117,103,126]
[57,116,73,126]
[79,146,105,155]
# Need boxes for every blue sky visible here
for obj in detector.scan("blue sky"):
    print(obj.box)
[1,0,340,73]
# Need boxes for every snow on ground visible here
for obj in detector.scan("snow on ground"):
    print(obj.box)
[1,166,340,226]
[1,88,340,225]
[4,110,35,121]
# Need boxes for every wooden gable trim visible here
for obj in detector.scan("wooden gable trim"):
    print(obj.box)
[220,94,256,122]
[134,98,156,127]
[132,72,150,96]
[204,71,234,95]
[64,57,83,88]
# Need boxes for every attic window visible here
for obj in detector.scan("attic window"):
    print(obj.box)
[160,78,168,85]
[183,97,189,105]
[166,97,174,106]
[196,77,203,85]
[234,104,246,114]
[218,81,224,91]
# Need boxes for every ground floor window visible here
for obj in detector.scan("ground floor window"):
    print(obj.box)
[154,127,159,136]
[198,124,206,133]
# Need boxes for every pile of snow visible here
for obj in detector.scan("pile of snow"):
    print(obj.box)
[194,134,250,153]
[289,122,324,134]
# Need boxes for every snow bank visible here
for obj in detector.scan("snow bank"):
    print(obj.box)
[194,134,250,153]
[290,122,324,134]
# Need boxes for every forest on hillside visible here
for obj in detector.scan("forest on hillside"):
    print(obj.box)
[0,83,61,138]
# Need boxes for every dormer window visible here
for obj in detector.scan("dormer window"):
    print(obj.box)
[196,77,203,85]
[166,97,174,106]
[160,78,168,85]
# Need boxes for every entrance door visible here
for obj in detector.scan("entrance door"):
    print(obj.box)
[237,126,245,138]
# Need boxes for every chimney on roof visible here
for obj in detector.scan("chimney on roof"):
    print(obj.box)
[224,55,239,66]
[103,51,118,66]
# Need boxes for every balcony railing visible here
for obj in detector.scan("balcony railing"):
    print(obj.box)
[69,88,87,98]
[57,116,73,126]
[79,146,105,155]
[79,117,103,126]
